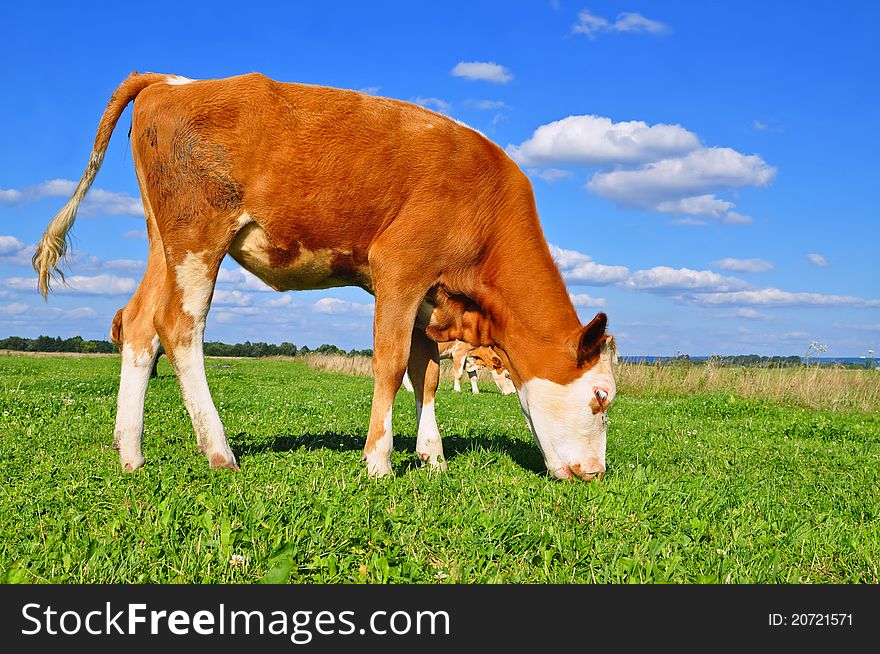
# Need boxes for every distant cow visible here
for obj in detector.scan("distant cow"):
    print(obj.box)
[33,72,617,482]
[438,340,516,395]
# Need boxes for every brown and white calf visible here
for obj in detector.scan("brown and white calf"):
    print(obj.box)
[438,340,516,395]
[33,72,617,482]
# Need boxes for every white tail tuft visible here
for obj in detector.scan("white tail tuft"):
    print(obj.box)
[33,150,105,298]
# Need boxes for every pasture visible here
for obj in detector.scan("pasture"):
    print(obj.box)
[1,353,878,583]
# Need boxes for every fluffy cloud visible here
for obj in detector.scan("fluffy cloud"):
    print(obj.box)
[465,99,507,110]
[507,115,699,167]
[807,253,828,267]
[623,266,750,293]
[711,257,774,273]
[572,10,669,39]
[212,289,253,307]
[587,148,776,209]
[123,230,148,240]
[5,274,136,295]
[312,297,374,316]
[569,293,606,308]
[451,61,512,84]
[217,266,275,292]
[412,97,451,114]
[0,235,34,265]
[693,288,879,308]
[0,179,143,217]
[529,168,573,182]
[0,302,98,322]
[549,244,630,285]
[507,112,774,224]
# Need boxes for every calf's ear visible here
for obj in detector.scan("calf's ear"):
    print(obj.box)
[572,312,608,367]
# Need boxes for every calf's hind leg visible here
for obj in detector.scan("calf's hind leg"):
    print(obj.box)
[110,264,162,472]
[153,247,238,470]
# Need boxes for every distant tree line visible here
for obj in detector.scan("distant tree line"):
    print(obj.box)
[0,335,373,358]
[0,335,118,353]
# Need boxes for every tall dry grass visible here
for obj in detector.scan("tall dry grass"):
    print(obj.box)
[617,360,879,413]
[298,353,880,413]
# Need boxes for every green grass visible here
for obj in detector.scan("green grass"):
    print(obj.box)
[1,354,878,583]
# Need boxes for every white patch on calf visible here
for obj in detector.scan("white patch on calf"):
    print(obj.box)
[365,407,394,477]
[175,251,214,322]
[173,339,237,469]
[115,337,160,472]
[166,75,195,85]
[519,367,615,480]
[415,399,446,471]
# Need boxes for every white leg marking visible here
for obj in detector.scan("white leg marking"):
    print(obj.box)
[115,337,159,472]
[469,371,480,394]
[415,399,447,471]
[365,408,393,477]
[174,338,238,469]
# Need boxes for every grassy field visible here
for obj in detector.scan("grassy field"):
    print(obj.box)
[1,353,878,583]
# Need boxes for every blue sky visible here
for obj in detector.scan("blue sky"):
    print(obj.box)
[1,1,877,356]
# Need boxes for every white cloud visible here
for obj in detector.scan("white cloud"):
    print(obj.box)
[123,230,148,240]
[656,194,733,218]
[5,274,136,295]
[807,253,828,267]
[572,10,669,39]
[212,289,253,307]
[549,244,630,285]
[623,266,750,293]
[0,302,98,322]
[507,115,699,167]
[0,189,23,203]
[0,235,34,265]
[613,12,670,34]
[359,86,381,95]
[80,188,143,217]
[103,259,146,274]
[529,168,574,182]
[711,257,774,273]
[0,302,29,315]
[713,307,773,320]
[0,179,143,217]
[465,99,507,110]
[412,97,451,114]
[28,179,76,197]
[569,293,606,308]
[587,147,775,223]
[693,288,879,308]
[266,294,295,307]
[451,61,513,84]
[587,147,776,206]
[312,297,374,316]
[217,266,275,292]
[213,306,266,323]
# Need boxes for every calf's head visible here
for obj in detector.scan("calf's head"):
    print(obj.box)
[513,312,618,482]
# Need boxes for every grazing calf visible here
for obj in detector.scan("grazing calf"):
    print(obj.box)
[33,72,617,481]
[438,340,516,395]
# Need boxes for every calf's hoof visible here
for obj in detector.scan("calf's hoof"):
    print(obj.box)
[209,450,240,471]
[120,454,145,473]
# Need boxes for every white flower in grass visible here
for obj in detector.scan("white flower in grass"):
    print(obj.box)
[229,554,247,569]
